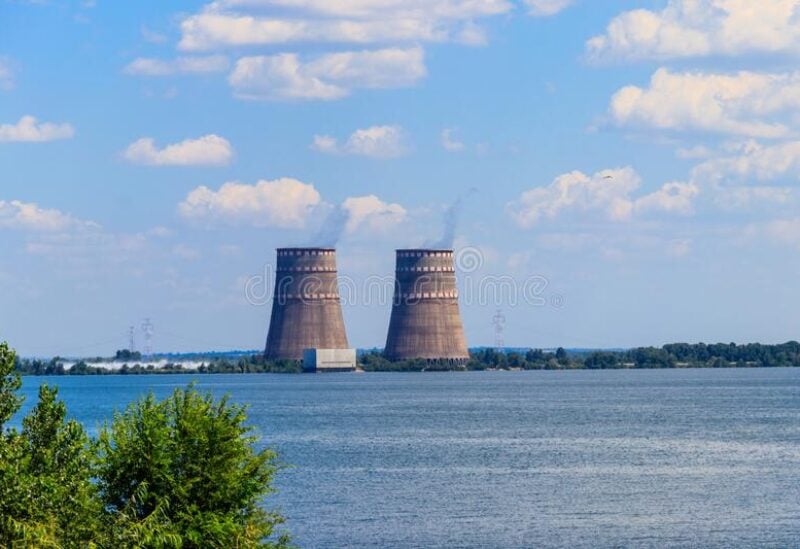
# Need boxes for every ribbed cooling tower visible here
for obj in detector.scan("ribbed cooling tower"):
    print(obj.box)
[264,248,349,360]
[384,249,470,363]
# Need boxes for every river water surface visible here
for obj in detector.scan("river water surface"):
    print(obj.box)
[19,368,800,548]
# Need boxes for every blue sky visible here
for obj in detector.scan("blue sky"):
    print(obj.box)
[3,0,800,356]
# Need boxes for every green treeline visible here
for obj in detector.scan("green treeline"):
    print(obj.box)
[470,341,800,371]
[15,355,303,376]
[0,342,290,548]
[361,341,800,371]
[13,341,800,375]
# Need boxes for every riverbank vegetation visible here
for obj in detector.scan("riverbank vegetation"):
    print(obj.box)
[15,354,302,376]
[0,342,290,548]
[363,342,800,371]
[12,342,800,376]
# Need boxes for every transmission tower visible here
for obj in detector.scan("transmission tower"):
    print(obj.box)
[127,326,136,352]
[141,318,154,357]
[492,309,506,351]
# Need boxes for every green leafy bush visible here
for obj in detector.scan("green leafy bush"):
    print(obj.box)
[0,342,290,548]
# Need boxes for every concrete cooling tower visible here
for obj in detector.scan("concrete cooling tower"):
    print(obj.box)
[264,248,349,360]
[384,249,470,364]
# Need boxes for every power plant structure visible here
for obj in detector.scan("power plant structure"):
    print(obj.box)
[384,249,470,365]
[264,248,350,361]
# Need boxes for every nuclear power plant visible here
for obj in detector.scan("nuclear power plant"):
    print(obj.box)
[264,247,470,365]
[384,249,470,364]
[264,248,349,361]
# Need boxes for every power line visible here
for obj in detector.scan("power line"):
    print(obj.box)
[492,309,506,351]
[128,326,136,353]
[141,318,154,357]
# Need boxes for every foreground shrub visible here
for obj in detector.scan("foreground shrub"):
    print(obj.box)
[99,387,289,548]
[0,341,290,548]
[0,342,100,547]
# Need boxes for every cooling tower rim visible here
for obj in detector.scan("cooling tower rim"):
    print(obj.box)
[276,247,336,253]
[396,248,454,253]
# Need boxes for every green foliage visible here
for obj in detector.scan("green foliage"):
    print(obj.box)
[467,348,556,371]
[584,352,620,370]
[0,341,22,429]
[15,354,303,376]
[362,342,800,372]
[98,386,289,548]
[115,349,142,361]
[581,341,800,370]
[359,352,445,372]
[0,341,290,548]
[0,383,100,547]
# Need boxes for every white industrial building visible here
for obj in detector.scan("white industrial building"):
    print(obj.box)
[303,348,357,373]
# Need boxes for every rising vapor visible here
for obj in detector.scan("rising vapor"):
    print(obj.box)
[426,188,477,249]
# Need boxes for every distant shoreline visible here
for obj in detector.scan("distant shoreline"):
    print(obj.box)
[15,341,800,376]
[15,365,800,378]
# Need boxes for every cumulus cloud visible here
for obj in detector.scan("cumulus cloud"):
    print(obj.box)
[609,68,800,139]
[441,128,465,152]
[123,55,229,76]
[0,115,75,143]
[508,168,641,227]
[635,181,699,215]
[0,200,95,232]
[178,178,321,228]
[681,140,800,207]
[311,125,407,158]
[508,167,698,227]
[525,0,574,17]
[0,57,14,90]
[310,135,338,154]
[587,0,800,63]
[715,186,792,209]
[179,0,511,51]
[342,195,407,233]
[676,145,713,159]
[208,0,510,19]
[228,47,425,100]
[181,14,446,49]
[693,140,800,182]
[123,135,233,166]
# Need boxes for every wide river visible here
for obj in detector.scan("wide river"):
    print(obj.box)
[18,368,800,548]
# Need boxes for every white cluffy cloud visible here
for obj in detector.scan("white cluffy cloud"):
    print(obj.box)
[0,200,95,232]
[694,140,800,183]
[342,195,407,233]
[508,167,698,227]
[163,0,570,102]
[687,140,800,208]
[312,125,407,158]
[178,178,321,228]
[123,55,229,76]
[0,115,75,143]
[123,135,233,166]
[441,128,465,152]
[588,0,800,62]
[179,0,512,51]
[635,181,700,215]
[229,47,425,101]
[525,0,574,17]
[610,68,800,139]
